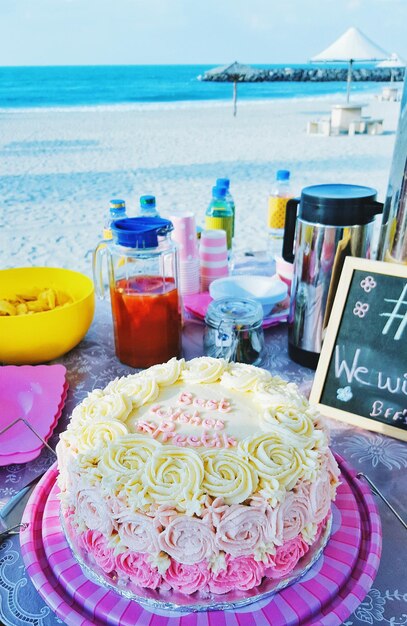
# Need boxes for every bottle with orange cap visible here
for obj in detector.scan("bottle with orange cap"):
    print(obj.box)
[267,170,292,260]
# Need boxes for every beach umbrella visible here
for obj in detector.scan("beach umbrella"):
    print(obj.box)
[377,52,406,82]
[311,27,389,102]
[200,61,260,116]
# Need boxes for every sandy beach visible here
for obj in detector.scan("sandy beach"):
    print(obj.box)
[0,95,401,273]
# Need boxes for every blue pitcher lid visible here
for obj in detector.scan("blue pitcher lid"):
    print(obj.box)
[111,217,173,248]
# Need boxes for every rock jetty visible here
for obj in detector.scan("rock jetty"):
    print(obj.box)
[200,67,405,83]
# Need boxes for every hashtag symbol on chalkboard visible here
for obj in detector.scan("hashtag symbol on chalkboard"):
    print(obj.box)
[380,283,407,341]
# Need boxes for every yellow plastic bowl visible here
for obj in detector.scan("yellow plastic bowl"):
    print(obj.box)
[0,267,95,364]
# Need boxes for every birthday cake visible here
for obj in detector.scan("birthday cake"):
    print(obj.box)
[56,357,340,596]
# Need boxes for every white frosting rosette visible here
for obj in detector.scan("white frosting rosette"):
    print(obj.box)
[71,392,133,428]
[240,433,318,492]
[201,449,258,505]
[74,420,129,454]
[75,488,113,535]
[260,405,316,441]
[181,357,226,384]
[220,362,271,392]
[279,485,313,542]
[105,374,159,407]
[99,435,160,496]
[140,357,184,386]
[99,435,160,477]
[115,475,146,510]
[143,446,204,515]
[159,516,217,564]
[215,504,275,557]
[79,388,105,408]
[115,510,161,554]
[254,378,304,407]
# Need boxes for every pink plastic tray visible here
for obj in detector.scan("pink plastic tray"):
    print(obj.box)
[0,365,68,465]
[183,292,289,328]
[20,455,381,626]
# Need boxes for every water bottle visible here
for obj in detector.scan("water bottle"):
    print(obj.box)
[205,186,234,250]
[267,170,292,260]
[216,178,235,239]
[103,199,127,240]
[139,195,159,217]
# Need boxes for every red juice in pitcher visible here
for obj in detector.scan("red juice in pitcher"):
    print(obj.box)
[110,275,181,369]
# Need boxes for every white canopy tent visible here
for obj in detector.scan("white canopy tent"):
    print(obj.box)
[311,27,389,102]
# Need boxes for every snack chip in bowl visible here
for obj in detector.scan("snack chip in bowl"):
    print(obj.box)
[0,267,94,364]
[0,287,73,316]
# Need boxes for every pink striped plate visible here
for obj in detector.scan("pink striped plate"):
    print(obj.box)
[20,454,381,626]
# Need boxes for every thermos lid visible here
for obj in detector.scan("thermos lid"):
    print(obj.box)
[111,217,173,248]
[299,183,381,226]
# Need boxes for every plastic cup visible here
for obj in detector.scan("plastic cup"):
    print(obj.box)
[170,212,198,262]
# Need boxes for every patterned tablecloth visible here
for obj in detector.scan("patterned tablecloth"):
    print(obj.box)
[0,300,406,626]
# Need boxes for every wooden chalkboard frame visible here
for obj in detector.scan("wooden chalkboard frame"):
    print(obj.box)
[310,257,407,442]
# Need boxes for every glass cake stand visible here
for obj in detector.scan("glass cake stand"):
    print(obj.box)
[61,509,332,613]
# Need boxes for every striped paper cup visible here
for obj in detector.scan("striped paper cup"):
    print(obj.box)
[200,229,227,248]
[170,212,198,262]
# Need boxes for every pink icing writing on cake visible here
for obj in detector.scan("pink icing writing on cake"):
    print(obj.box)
[135,419,237,448]
[177,392,231,412]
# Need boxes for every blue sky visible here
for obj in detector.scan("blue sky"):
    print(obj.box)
[0,0,406,66]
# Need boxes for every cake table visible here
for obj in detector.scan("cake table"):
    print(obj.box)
[0,299,406,625]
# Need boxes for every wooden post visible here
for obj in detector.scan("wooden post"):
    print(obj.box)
[233,81,237,116]
[346,59,353,103]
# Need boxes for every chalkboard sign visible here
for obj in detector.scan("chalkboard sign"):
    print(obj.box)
[310,257,407,442]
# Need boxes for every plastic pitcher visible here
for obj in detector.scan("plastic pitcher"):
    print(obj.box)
[93,217,182,368]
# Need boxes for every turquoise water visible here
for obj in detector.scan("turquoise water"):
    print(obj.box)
[0,64,383,110]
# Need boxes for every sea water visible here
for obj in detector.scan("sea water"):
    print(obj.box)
[0,64,383,110]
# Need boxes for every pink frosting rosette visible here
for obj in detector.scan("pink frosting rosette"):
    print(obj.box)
[215,504,274,557]
[80,529,115,573]
[280,486,312,542]
[76,488,114,535]
[309,467,332,524]
[163,560,210,595]
[209,555,265,594]
[115,552,162,589]
[265,535,309,579]
[116,511,161,553]
[201,496,229,528]
[159,516,217,564]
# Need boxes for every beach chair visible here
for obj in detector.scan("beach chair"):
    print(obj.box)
[348,117,384,136]
[306,119,331,136]
[380,86,399,102]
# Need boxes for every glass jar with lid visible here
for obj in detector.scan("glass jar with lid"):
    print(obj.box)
[204,297,265,366]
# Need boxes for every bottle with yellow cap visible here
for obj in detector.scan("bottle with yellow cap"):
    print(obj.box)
[267,170,292,260]
[103,199,127,241]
